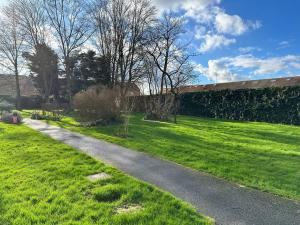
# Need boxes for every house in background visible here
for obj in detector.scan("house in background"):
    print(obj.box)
[124,83,141,96]
[87,82,141,97]
[0,74,39,98]
[0,74,141,100]
[177,76,300,93]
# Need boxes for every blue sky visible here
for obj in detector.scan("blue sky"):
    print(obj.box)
[1,0,299,84]
[156,0,300,84]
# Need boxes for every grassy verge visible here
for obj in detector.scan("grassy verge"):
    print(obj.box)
[21,111,300,201]
[0,122,213,225]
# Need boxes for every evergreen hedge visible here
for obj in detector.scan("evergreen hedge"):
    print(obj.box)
[0,95,42,109]
[179,86,300,125]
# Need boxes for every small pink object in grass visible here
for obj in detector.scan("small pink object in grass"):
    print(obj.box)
[12,116,18,124]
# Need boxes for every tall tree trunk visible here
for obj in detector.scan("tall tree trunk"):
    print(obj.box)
[14,63,21,110]
[65,58,72,108]
[174,94,179,124]
[43,71,50,104]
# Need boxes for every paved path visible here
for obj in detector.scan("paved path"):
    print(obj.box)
[24,119,300,225]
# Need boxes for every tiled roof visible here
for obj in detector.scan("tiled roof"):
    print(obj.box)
[0,74,39,97]
[88,83,141,96]
[178,76,300,93]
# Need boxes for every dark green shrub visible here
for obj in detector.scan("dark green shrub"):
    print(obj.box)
[179,86,300,125]
[131,86,300,125]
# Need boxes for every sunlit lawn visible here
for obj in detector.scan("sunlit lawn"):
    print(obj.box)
[0,122,212,225]
[22,111,300,201]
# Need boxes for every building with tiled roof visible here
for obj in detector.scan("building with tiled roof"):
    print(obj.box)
[177,76,300,93]
[0,74,39,97]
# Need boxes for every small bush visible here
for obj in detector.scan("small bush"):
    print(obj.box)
[0,99,14,112]
[31,111,44,120]
[1,111,22,124]
[144,95,174,121]
[31,111,62,121]
[73,85,121,124]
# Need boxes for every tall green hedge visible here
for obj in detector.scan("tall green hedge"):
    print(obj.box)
[179,86,300,125]
[0,95,42,109]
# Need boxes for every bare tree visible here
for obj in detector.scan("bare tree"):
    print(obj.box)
[44,0,94,105]
[14,0,47,49]
[144,13,194,122]
[0,2,27,109]
[92,0,155,98]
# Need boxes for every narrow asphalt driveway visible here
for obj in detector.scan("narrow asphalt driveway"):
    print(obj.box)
[24,119,300,225]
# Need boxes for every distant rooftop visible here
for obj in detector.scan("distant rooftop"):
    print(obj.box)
[0,74,39,97]
[178,76,300,93]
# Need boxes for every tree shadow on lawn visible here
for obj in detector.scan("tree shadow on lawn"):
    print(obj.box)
[130,120,299,154]
[220,129,300,148]
[115,120,300,193]
[177,116,300,148]
[44,118,78,127]
[128,122,299,163]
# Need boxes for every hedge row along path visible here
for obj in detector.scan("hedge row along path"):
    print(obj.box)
[24,118,300,225]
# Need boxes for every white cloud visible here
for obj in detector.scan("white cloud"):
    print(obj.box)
[279,41,289,46]
[238,46,261,54]
[248,20,262,30]
[215,13,261,36]
[184,2,222,24]
[290,62,300,70]
[194,26,207,39]
[196,54,300,82]
[226,54,300,75]
[153,0,220,15]
[277,40,290,49]
[198,34,236,53]
[253,59,285,75]
[80,40,98,53]
[195,61,238,83]
[215,13,248,36]
[154,0,261,53]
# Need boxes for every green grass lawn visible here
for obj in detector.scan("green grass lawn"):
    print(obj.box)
[22,111,300,201]
[0,122,213,225]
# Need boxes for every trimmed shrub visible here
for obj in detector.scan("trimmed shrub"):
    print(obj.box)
[130,86,300,125]
[0,96,42,109]
[179,86,300,125]
[73,85,121,124]
[20,96,42,109]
